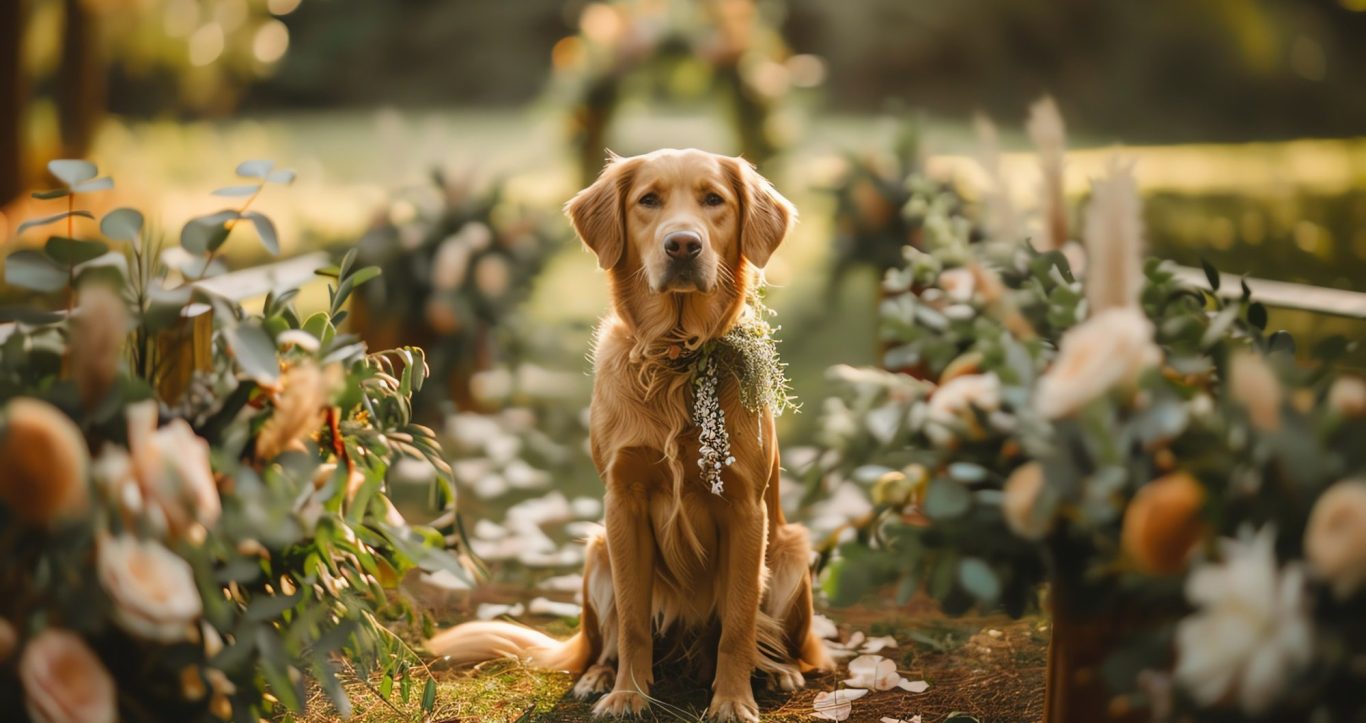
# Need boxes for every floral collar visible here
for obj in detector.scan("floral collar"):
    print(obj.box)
[686,291,796,495]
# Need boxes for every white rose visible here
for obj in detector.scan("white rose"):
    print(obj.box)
[1304,480,1366,599]
[19,629,116,723]
[98,534,203,642]
[1174,526,1312,715]
[925,373,1000,446]
[1034,307,1160,419]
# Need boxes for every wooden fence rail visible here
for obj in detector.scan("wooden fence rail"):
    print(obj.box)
[1170,265,1366,320]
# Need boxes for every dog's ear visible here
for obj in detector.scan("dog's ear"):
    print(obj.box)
[565,153,638,270]
[726,157,795,269]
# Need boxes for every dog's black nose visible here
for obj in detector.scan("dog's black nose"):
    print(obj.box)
[664,231,703,260]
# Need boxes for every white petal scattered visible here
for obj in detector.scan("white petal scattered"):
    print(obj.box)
[812,688,868,721]
[528,597,582,618]
[812,613,839,640]
[898,679,930,693]
[570,496,603,519]
[881,717,922,723]
[846,654,922,692]
[538,574,583,592]
[860,635,898,654]
[475,602,524,620]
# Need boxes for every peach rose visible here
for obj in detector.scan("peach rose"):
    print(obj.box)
[97,534,203,642]
[937,267,976,303]
[68,284,129,410]
[1002,462,1049,540]
[1034,307,1160,419]
[0,398,89,526]
[1227,351,1282,432]
[126,401,220,535]
[19,629,116,723]
[1304,480,1366,599]
[1122,472,1206,575]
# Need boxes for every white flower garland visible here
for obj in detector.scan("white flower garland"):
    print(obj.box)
[688,293,795,496]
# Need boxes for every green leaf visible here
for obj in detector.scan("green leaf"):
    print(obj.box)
[31,188,69,200]
[224,323,280,384]
[958,558,1001,603]
[349,266,381,288]
[44,236,107,266]
[181,210,239,254]
[212,184,262,197]
[1268,330,1295,356]
[266,168,297,185]
[47,159,98,186]
[243,211,280,255]
[420,678,436,713]
[4,250,68,292]
[16,210,94,235]
[1247,302,1267,331]
[100,208,144,245]
[1200,258,1220,291]
[924,478,971,519]
[1312,335,1350,362]
[236,159,276,179]
[72,177,113,193]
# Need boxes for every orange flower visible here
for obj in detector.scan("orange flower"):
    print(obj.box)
[0,398,89,526]
[1122,472,1207,575]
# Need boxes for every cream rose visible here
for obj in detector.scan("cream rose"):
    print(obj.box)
[126,401,220,536]
[1304,480,1366,600]
[0,398,89,526]
[937,267,976,303]
[924,373,1001,446]
[19,629,117,723]
[1327,376,1365,418]
[1034,307,1160,419]
[98,534,203,642]
[1002,462,1049,540]
[1227,351,1283,432]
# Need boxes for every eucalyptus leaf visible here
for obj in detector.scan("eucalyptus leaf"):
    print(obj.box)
[224,323,280,385]
[236,159,276,179]
[181,210,239,254]
[44,236,108,266]
[958,557,1001,603]
[3,250,68,292]
[1200,258,1220,291]
[71,177,114,193]
[212,184,262,197]
[16,210,94,235]
[243,211,280,255]
[47,159,98,186]
[31,188,70,200]
[100,208,144,246]
[923,478,971,519]
[266,168,297,185]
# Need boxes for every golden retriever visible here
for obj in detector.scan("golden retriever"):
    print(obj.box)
[427,149,832,721]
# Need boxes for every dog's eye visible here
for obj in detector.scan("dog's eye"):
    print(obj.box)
[638,193,661,208]
[703,192,725,207]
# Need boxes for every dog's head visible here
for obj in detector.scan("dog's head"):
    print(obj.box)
[566,149,794,294]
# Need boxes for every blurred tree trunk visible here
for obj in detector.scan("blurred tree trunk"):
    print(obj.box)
[57,0,104,158]
[1,0,26,205]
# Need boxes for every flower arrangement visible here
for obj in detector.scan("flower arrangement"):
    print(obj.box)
[548,0,820,184]
[0,161,465,721]
[350,170,563,415]
[811,106,1366,721]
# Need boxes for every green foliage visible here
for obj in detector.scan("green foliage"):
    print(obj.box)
[0,162,465,722]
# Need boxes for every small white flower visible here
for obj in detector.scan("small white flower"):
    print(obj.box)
[812,688,868,721]
[1174,526,1312,715]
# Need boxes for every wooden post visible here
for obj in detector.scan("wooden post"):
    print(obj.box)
[0,0,27,206]
[154,304,213,404]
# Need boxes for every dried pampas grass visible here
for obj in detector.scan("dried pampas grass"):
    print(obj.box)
[1083,159,1145,313]
[1026,96,1068,251]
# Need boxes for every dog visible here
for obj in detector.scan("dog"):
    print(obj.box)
[427,149,832,721]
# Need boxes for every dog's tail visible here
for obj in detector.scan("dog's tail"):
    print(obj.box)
[426,622,591,673]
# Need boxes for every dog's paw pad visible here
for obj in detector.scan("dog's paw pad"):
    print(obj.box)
[707,695,760,723]
[766,666,805,692]
[573,664,615,699]
[592,690,649,718]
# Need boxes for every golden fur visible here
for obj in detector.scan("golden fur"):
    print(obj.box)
[426,149,832,722]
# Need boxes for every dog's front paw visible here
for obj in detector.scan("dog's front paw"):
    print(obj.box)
[592,690,650,718]
[707,694,760,723]
[574,664,616,699]
[766,665,805,692]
